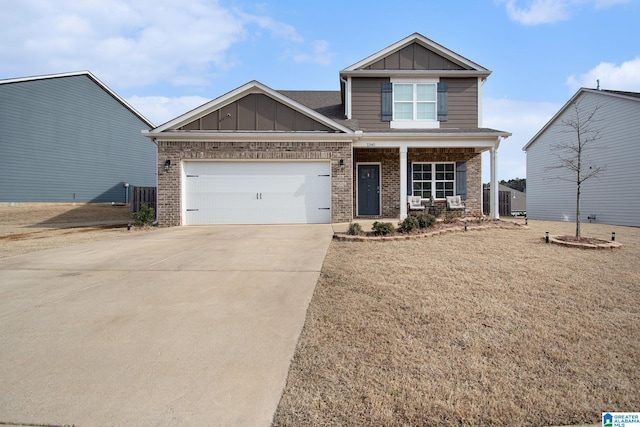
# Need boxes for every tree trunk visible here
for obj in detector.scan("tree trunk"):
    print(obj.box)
[576,182,581,239]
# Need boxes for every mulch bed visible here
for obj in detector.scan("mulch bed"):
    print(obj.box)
[334,219,525,241]
[548,234,622,249]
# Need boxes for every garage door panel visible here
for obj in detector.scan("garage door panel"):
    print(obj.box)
[183,161,331,225]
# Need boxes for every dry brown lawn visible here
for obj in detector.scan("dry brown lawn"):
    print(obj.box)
[273,219,639,427]
[0,203,138,258]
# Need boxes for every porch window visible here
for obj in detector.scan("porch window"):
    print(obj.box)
[412,162,455,199]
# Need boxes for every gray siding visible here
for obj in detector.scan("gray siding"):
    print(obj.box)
[179,93,333,132]
[351,77,391,131]
[526,91,640,227]
[441,78,478,128]
[351,77,478,130]
[0,74,155,202]
[366,43,466,71]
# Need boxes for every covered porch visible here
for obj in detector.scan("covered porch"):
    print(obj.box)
[351,134,506,220]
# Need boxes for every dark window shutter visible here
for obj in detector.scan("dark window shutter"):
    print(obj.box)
[456,161,467,200]
[437,82,448,122]
[381,82,392,122]
[407,160,412,196]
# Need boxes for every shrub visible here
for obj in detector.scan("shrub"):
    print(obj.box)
[443,211,461,223]
[398,216,420,233]
[132,204,155,226]
[417,213,436,229]
[347,222,364,236]
[372,221,395,236]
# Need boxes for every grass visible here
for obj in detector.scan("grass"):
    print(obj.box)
[273,219,640,427]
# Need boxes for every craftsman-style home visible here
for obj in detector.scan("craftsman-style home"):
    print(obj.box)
[144,33,510,225]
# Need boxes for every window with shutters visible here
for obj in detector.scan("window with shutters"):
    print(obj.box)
[412,162,455,199]
[389,78,441,129]
[393,83,436,120]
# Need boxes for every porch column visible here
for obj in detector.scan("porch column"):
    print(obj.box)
[490,145,499,219]
[399,146,408,220]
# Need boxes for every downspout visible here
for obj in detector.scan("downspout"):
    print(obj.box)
[340,76,351,119]
[151,137,160,226]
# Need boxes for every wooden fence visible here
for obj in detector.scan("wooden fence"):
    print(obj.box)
[483,189,511,216]
[130,186,157,214]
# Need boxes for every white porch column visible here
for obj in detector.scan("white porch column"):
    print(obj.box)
[400,146,408,220]
[490,145,499,219]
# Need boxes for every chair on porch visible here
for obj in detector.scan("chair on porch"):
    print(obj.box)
[407,196,425,212]
[446,195,466,217]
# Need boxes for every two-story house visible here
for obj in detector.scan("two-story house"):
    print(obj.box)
[144,33,510,226]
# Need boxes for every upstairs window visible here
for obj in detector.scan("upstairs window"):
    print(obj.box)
[393,83,437,121]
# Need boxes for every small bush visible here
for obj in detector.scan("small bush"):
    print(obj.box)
[444,211,461,223]
[372,221,395,236]
[347,222,364,236]
[417,213,436,229]
[398,216,420,233]
[132,204,155,226]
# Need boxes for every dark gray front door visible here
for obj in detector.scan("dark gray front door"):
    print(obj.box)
[357,164,380,216]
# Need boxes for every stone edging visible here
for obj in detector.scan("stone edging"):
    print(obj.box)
[548,235,623,249]
[334,223,524,242]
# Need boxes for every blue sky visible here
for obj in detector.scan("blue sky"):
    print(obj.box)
[2,0,639,181]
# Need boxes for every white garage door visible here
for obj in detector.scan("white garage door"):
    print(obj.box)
[183,161,331,225]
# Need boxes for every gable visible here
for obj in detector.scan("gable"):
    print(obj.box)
[523,88,640,151]
[341,33,489,76]
[0,71,153,127]
[151,81,351,134]
[365,42,466,71]
[178,93,333,132]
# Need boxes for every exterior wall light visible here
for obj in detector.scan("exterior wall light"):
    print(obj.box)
[164,159,171,172]
[339,159,345,168]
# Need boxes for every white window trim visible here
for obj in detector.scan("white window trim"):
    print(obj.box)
[412,161,456,200]
[390,77,440,129]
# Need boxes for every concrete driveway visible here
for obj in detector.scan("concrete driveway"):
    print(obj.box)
[0,224,333,427]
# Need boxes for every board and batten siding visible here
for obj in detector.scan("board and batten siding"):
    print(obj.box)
[0,74,156,202]
[179,93,333,132]
[526,90,640,227]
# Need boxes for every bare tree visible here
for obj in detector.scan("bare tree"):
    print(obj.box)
[545,99,606,239]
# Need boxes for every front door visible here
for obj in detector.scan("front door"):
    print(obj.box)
[357,164,380,216]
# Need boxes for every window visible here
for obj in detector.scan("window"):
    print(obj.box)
[393,83,436,121]
[412,162,455,199]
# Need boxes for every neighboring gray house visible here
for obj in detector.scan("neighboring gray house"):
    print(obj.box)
[0,71,156,203]
[498,184,526,216]
[523,88,640,227]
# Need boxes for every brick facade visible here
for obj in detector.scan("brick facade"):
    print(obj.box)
[353,147,482,219]
[156,140,352,226]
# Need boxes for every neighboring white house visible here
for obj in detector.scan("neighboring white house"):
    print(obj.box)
[523,88,640,227]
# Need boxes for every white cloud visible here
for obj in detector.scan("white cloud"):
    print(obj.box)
[566,57,640,92]
[499,0,631,25]
[291,40,334,66]
[126,95,210,127]
[0,0,318,91]
[500,0,570,25]
[482,98,562,181]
